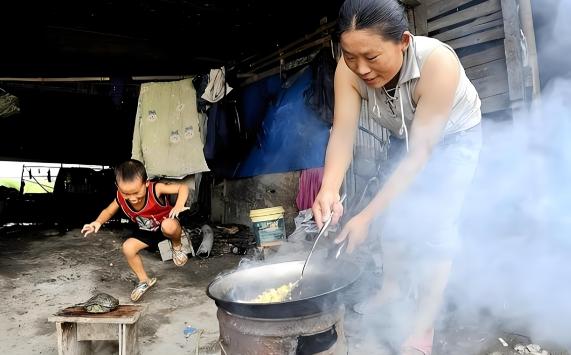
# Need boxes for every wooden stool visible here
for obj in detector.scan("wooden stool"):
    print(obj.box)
[48,304,147,355]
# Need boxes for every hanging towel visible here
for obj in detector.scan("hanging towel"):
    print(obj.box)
[132,78,210,178]
[201,67,233,103]
[296,167,324,211]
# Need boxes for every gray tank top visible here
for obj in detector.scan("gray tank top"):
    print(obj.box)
[356,35,481,139]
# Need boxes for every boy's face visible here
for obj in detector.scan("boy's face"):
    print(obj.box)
[117,177,148,205]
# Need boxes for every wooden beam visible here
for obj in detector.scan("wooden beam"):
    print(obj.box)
[481,92,510,113]
[434,11,502,42]
[419,0,443,5]
[427,0,473,20]
[447,26,505,50]
[500,0,525,102]
[414,3,428,36]
[518,0,541,98]
[407,8,416,34]
[401,0,421,7]
[459,44,505,69]
[247,36,331,74]
[465,59,507,81]
[428,0,501,33]
[243,22,336,70]
[472,71,509,98]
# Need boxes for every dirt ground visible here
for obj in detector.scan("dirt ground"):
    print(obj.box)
[1,225,569,355]
[0,225,241,354]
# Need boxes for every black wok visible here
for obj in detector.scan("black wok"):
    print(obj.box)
[206,259,362,318]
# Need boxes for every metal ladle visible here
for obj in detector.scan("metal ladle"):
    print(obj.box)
[288,194,347,299]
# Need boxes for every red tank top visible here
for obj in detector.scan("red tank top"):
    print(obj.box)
[116,181,172,231]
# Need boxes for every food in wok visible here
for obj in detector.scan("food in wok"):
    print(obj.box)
[249,282,295,303]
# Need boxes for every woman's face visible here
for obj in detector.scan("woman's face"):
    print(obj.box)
[340,29,409,88]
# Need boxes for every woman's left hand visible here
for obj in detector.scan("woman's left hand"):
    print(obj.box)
[334,213,372,253]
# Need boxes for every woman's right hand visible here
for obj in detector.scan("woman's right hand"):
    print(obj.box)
[312,190,344,228]
[81,221,101,237]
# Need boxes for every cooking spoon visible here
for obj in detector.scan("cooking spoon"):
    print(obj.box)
[288,194,347,299]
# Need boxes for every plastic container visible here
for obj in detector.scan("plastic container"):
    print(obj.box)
[249,206,286,246]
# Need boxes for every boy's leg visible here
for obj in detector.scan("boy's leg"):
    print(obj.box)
[161,218,182,248]
[161,218,188,266]
[122,237,151,283]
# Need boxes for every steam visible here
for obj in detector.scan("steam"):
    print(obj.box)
[442,76,571,349]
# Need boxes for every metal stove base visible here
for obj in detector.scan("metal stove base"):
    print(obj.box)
[217,306,347,355]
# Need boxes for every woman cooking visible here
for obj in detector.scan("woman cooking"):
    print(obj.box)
[312,0,482,353]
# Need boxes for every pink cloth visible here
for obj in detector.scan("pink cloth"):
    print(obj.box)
[296,167,324,211]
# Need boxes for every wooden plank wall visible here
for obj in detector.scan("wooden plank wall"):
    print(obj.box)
[410,0,511,115]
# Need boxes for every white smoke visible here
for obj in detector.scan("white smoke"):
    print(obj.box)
[446,75,571,350]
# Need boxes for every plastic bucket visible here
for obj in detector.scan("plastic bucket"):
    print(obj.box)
[249,206,286,246]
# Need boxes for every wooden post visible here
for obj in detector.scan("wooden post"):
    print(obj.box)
[414,2,428,36]
[518,0,541,98]
[119,323,139,355]
[500,0,526,109]
[56,322,91,355]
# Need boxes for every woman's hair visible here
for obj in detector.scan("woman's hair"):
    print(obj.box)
[337,0,409,43]
[115,159,147,183]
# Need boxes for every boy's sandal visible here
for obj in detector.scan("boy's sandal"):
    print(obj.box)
[130,277,157,302]
[171,243,188,267]
[401,328,434,355]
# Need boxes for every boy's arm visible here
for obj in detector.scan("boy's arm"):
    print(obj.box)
[81,200,120,237]
[155,182,190,218]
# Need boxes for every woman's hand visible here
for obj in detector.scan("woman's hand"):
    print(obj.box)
[334,213,372,253]
[312,190,344,228]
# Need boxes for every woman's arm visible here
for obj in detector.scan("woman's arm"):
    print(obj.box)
[337,46,461,251]
[312,58,363,227]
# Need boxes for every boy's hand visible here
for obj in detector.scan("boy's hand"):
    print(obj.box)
[169,206,190,219]
[81,221,102,237]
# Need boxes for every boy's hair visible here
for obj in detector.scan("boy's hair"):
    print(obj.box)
[114,159,148,183]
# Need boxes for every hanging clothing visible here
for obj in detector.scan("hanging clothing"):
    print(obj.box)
[192,74,210,113]
[131,78,210,178]
[296,167,324,211]
[203,102,231,161]
[116,181,172,232]
[0,88,20,118]
[201,67,233,103]
[303,48,336,124]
